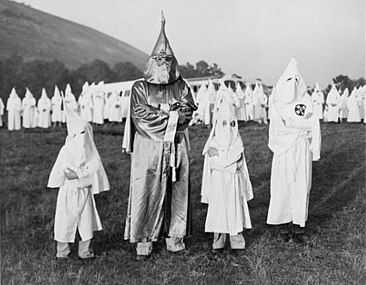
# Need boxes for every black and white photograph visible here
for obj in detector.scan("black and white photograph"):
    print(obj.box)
[0,0,365,284]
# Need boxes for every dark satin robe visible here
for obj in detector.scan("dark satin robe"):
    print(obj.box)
[124,78,194,243]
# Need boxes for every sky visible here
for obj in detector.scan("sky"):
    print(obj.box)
[13,0,366,87]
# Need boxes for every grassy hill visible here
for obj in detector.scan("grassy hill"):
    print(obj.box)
[0,0,148,70]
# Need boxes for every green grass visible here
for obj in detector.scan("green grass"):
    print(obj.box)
[1,122,365,284]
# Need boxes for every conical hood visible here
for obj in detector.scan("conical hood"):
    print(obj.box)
[82,82,89,93]
[41,88,48,99]
[274,58,307,105]
[151,11,174,57]
[62,93,86,136]
[9,87,18,98]
[54,86,61,98]
[143,11,180,84]
[65,84,72,95]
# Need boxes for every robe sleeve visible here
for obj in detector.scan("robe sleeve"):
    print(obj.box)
[208,138,244,172]
[131,81,169,141]
[72,158,99,188]
[47,148,67,188]
[177,81,196,132]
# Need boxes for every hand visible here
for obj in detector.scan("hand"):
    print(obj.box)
[178,110,192,124]
[64,167,78,180]
[208,147,218,157]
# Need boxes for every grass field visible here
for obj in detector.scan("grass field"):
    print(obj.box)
[0,121,365,285]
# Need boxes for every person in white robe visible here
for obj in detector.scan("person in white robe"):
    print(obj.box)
[258,85,268,124]
[47,100,110,259]
[196,84,209,124]
[108,91,123,123]
[235,82,246,121]
[37,88,51,128]
[207,79,217,127]
[51,86,62,127]
[312,83,324,120]
[201,90,253,254]
[357,87,365,121]
[347,88,361,122]
[244,85,254,121]
[92,86,105,125]
[338,88,349,122]
[0,97,4,127]
[325,84,341,123]
[79,82,93,123]
[6,88,22,131]
[62,84,78,123]
[22,88,36,129]
[267,58,321,243]
[252,81,262,123]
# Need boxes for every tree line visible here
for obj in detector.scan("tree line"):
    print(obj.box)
[0,55,225,101]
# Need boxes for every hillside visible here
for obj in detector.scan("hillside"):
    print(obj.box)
[0,0,148,70]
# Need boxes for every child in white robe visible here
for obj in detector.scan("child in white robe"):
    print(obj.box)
[48,101,110,260]
[267,58,321,243]
[201,94,253,254]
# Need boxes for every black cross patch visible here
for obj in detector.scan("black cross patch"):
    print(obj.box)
[295,104,306,116]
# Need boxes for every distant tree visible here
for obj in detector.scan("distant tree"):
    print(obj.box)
[112,61,143,81]
[179,60,225,79]
[332,75,366,94]
[0,53,23,100]
[73,59,112,83]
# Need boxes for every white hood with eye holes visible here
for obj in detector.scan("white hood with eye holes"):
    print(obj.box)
[48,100,110,194]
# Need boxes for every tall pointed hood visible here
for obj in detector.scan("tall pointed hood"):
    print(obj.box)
[53,86,61,98]
[65,84,72,96]
[62,93,86,136]
[9,87,18,98]
[274,58,307,105]
[40,88,48,100]
[143,11,180,84]
[151,11,174,57]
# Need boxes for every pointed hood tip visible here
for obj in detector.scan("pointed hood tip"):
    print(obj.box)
[151,11,174,57]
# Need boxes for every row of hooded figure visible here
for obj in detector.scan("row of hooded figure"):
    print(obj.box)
[192,80,269,126]
[306,83,366,123]
[3,82,130,131]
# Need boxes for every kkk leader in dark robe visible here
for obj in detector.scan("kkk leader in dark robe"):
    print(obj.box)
[122,13,196,259]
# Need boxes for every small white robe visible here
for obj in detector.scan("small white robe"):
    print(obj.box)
[51,91,62,123]
[92,94,105,124]
[339,91,348,119]
[326,85,340,122]
[37,94,51,128]
[79,93,93,122]
[48,147,110,243]
[347,90,361,122]
[6,91,22,131]
[22,95,36,129]
[312,86,324,120]
[244,89,254,121]
[201,137,253,235]
[235,85,246,121]
[61,93,77,123]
